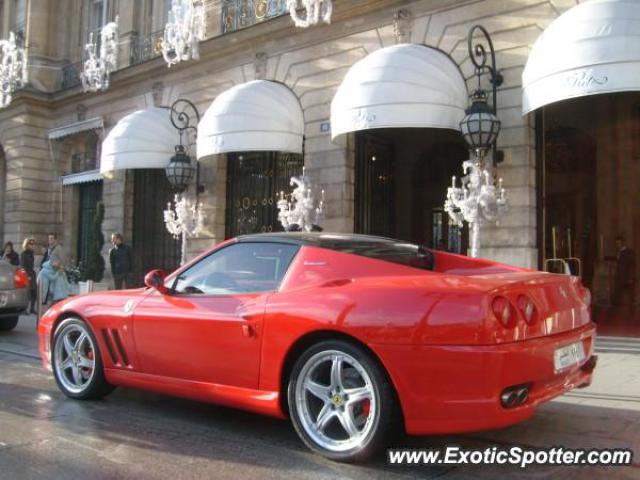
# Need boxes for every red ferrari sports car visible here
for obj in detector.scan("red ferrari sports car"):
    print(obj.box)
[38,233,596,461]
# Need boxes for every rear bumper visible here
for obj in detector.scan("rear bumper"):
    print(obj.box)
[372,324,596,435]
[0,288,28,316]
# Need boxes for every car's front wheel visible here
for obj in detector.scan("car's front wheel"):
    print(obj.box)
[288,340,400,462]
[52,317,115,399]
[0,316,19,331]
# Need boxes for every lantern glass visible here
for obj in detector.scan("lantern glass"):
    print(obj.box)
[165,146,196,193]
[459,93,501,152]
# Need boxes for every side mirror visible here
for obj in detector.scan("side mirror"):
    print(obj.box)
[144,269,169,294]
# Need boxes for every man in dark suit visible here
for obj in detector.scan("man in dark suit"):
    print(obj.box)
[613,235,636,312]
[109,233,133,290]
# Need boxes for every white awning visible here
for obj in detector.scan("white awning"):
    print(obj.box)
[330,44,468,142]
[100,107,179,175]
[48,117,103,140]
[62,169,103,186]
[197,80,304,158]
[522,0,640,114]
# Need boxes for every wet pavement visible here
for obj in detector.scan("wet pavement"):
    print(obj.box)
[1,315,638,479]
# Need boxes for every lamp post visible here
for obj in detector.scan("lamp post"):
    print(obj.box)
[0,31,28,108]
[81,17,119,92]
[162,0,206,67]
[277,168,325,232]
[444,25,507,258]
[163,99,205,265]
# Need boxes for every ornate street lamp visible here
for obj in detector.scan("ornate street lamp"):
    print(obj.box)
[166,145,196,193]
[460,25,503,159]
[288,0,333,28]
[81,17,119,92]
[0,31,28,108]
[444,25,507,258]
[162,0,206,67]
[164,98,205,265]
[165,99,199,192]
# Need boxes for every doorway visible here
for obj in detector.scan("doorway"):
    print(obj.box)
[77,181,103,269]
[354,129,468,252]
[540,93,640,336]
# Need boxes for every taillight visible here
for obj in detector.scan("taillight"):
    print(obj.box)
[572,277,591,306]
[517,295,537,324]
[14,268,28,289]
[492,296,515,328]
[578,285,591,306]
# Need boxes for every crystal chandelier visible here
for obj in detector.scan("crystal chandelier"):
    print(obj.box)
[0,31,28,108]
[162,0,206,67]
[287,0,332,28]
[445,159,507,258]
[164,194,205,265]
[278,169,325,232]
[81,18,119,92]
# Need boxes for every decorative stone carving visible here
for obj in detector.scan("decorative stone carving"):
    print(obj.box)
[76,104,87,122]
[254,52,268,80]
[393,8,413,44]
[151,82,164,106]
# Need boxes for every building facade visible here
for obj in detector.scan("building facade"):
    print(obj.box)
[0,0,638,334]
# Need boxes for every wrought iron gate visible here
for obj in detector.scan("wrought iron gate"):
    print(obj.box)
[132,169,181,286]
[225,152,303,238]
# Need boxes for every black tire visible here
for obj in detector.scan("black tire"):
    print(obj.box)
[52,317,115,400]
[0,316,19,331]
[287,339,401,462]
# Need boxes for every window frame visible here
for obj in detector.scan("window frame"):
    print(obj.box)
[167,241,300,297]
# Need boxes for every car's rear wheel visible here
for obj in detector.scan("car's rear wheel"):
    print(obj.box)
[52,317,115,399]
[288,339,400,462]
[0,316,19,331]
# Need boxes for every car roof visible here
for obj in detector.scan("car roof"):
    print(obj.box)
[235,232,419,249]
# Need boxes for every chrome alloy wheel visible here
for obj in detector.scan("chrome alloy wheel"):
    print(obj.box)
[53,322,96,394]
[294,350,377,453]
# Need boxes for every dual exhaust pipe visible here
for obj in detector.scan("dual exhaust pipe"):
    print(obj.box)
[500,383,531,408]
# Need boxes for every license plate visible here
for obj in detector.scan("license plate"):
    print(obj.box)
[554,341,586,372]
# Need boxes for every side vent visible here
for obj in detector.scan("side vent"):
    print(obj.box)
[111,330,130,366]
[100,328,131,367]
[101,329,118,365]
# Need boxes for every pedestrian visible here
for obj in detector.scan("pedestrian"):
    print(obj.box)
[37,233,70,309]
[42,233,68,273]
[109,233,132,289]
[38,259,71,306]
[20,237,38,314]
[1,241,20,266]
[613,235,636,312]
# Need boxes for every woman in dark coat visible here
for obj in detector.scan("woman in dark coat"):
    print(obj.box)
[1,241,19,266]
[20,238,37,314]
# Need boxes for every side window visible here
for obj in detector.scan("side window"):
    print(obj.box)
[172,242,299,295]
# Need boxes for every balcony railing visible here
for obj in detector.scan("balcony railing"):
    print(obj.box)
[221,0,288,34]
[130,29,165,66]
[56,2,291,84]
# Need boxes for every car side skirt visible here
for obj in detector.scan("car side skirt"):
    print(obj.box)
[105,369,286,419]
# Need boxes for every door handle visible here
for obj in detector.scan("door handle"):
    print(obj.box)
[242,323,255,338]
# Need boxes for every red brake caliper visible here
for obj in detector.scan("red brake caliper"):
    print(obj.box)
[361,399,371,417]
